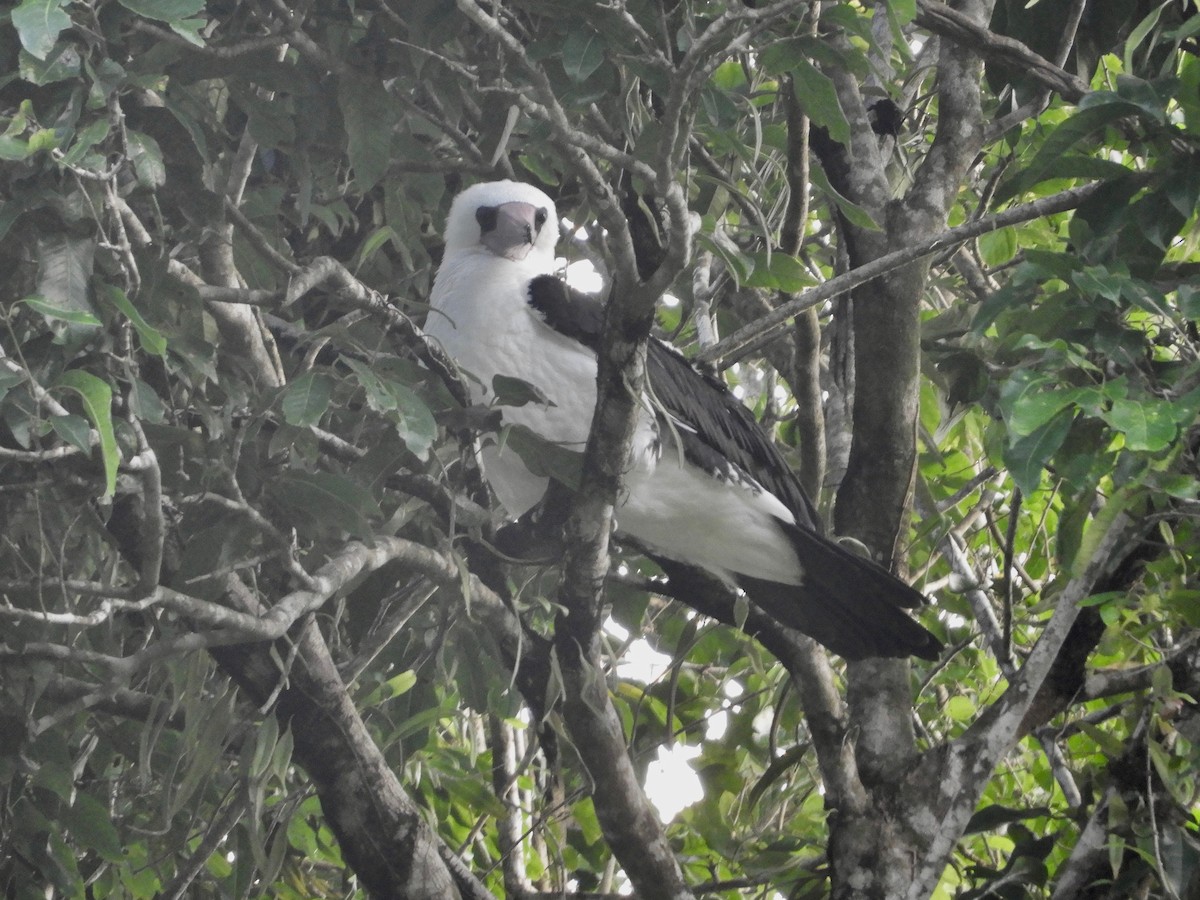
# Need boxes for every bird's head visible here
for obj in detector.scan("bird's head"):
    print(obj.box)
[442,180,559,264]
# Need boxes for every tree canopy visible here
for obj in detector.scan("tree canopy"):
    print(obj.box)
[1,0,1199,898]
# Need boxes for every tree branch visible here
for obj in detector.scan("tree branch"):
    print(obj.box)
[213,609,489,899]
[914,0,1089,103]
[699,180,1112,366]
[906,508,1145,900]
[1050,787,1116,900]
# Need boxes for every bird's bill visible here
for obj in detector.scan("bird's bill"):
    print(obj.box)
[480,201,540,260]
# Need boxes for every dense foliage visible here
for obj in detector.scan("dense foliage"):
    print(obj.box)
[1,0,1198,898]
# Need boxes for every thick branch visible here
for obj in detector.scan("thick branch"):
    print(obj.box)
[906,0,990,226]
[212,611,487,899]
[551,259,694,895]
[556,635,694,900]
[914,0,1089,103]
[1050,788,1116,900]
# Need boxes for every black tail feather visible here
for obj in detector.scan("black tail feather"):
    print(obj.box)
[739,522,942,661]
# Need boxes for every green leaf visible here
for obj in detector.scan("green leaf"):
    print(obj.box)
[768,253,815,292]
[11,0,71,60]
[30,733,75,799]
[788,56,850,146]
[22,295,101,327]
[269,471,380,538]
[18,42,82,84]
[1072,264,1128,302]
[53,370,119,497]
[996,96,1148,202]
[379,379,437,459]
[339,72,398,192]
[743,252,817,293]
[248,714,279,780]
[117,0,205,21]
[710,60,746,92]
[164,14,204,46]
[1103,398,1176,452]
[342,357,391,412]
[100,285,167,355]
[1169,385,1200,435]
[1077,591,1128,609]
[236,89,295,148]
[1114,75,1169,122]
[697,232,755,286]
[808,162,880,231]
[1162,589,1200,627]
[946,694,975,722]
[362,670,418,707]
[966,805,1052,834]
[0,369,26,403]
[50,414,90,452]
[760,37,804,75]
[571,797,604,846]
[1006,383,1084,438]
[1003,408,1073,496]
[171,692,235,819]
[126,130,166,188]
[492,374,556,408]
[34,233,96,321]
[0,135,30,161]
[1123,1,1170,75]
[977,226,1018,267]
[128,376,166,424]
[886,0,917,27]
[562,29,606,83]
[58,116,111,167]
[87,57,126,105]
[354,226,399,270]
[393,395,436,460]
[281,372,333,427]
[999,372,1096,438]
[498,424,583,490]
[760,35,868,81]
[28,127,57,154]
[1069,484,1138,578]
[66,793,124,862]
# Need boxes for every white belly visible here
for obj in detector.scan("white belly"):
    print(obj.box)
[618,450,803,585]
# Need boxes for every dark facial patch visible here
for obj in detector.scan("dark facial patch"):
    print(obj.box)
[476,205,499,233]
[534,207,548,231]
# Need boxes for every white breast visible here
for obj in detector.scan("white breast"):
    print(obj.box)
[427,255,609,517]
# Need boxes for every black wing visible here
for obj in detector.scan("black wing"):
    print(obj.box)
[645,340,822,532]
[528,275,819,528]
[526,275,940,659]
[527,275,605,351]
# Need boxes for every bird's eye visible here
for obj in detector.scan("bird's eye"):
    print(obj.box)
[534,208,548,230]
[475,206,498,233]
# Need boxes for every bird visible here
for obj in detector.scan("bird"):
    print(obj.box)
[424,179,941,661]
